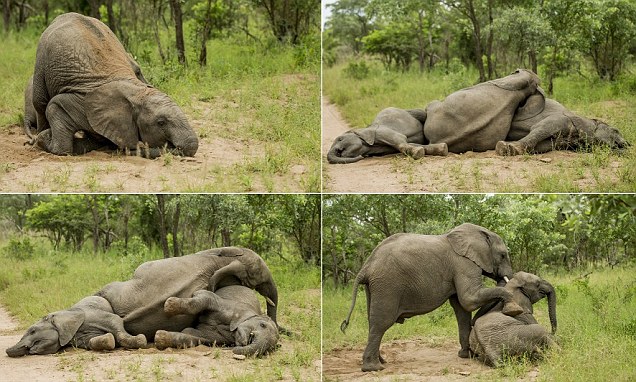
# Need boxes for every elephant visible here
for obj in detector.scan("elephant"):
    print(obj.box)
[6,295,147,357]
[6,247,280,357]
[495,93,630,155]
[31,12,198,158]
[327,107,449,164]
[154,285,279,357]
[409,69,541,153]
[469,271,558,367]
[23,76,37,144]
[340,223,524,372]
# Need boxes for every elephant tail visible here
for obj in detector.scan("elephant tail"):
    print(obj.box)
[340,273,366,333]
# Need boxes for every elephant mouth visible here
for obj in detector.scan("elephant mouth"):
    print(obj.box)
[6,344,29,357]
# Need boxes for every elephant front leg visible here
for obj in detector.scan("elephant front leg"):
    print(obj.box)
[164,290,220,316]
[88,333,116,351]
[497,115,571,156]
[449,295,473,358]
[100,312,147,349]
[38,94,87,155]
[154,330,210,350]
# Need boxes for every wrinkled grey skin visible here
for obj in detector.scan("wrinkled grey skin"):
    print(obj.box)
[6,296,147,357]
[495,92,630,155]
[155,285,279,357]
[327,107,449,164]
[23,76,37,144]
[97,247,280,341]
[32,12,198,158]
[469,272,558,367]
[341,223,524,372]
[411,69,542,153]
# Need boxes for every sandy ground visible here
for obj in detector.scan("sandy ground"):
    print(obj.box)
[322,99,623,193]
[0,303,319,382]
[323,339,542,382]
[0,111,310,193]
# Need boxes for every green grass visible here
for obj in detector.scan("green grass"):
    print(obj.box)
[0,237,320,381]
[323,266,636,381]
[323,60,636,191]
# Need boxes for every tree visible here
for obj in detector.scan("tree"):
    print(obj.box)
[251,0,320,44]
[169,0,187,65]
[326,0,373,55]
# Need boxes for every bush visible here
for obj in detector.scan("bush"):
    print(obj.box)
[2,236,35,261]
[344,61,370,80]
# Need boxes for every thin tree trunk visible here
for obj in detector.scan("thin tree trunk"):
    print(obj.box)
[172,199,180,257]
[169,0,186,66]
[3,0,10,33]
[199,0,213,66]
[105,0,116,34]
[156,194,171,258]
[417,10,425,73]
[87,196,100,255]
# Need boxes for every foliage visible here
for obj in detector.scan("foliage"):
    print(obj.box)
[322,194,636,287]
[2,194,320,265]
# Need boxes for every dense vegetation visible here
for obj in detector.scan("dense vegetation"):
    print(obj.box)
[0,194,320,265]
[323,194,636,287]
[325,0,636,88]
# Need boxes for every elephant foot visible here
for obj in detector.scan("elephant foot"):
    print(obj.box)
[458,348,473,358]
[496,141,525,156]
[502,301,524,316]
[407,146,426,160]
[89,333,116,351]
[164,297,184,315]
[154,330,172,350]
[424,143,448,156]
[379,354,387,364]
[119,333,147,349]
[362,361,385,372]
[35,129,53,152]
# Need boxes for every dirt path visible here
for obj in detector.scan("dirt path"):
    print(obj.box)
[0,304,319,381]
[322,99,623,193]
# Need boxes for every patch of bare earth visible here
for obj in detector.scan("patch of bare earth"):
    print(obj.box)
[322,99,622,193]
[0,96,310,192]
[0,304,319,382]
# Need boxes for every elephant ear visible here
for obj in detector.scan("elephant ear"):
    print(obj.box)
[447,223,494,274]
[352,127,376,145]
[515,90,546,121]
[489,69,536,91]
[85,80,141,149]
[50,310,85,346]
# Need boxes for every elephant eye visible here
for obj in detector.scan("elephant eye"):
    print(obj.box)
[260,322,266,328]
[157,118,167,127]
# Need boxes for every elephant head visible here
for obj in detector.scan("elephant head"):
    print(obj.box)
[447,223,514,282]
[489,69,542,94]
[327,130,372,164]
[232,315,279,357]
[590,120,630,151]
[85,80,199,157]
[506,271,557,334]
[6,310,84,357]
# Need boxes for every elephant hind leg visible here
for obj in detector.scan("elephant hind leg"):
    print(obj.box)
[449,295,472,358]
[209,260,249,291]
[88,333,116,351]
[155,330,211,350]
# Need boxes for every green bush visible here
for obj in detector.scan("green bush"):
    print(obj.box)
[343,61,370,80]
[2,236,35,261]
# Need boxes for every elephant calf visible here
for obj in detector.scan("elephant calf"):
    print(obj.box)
[327,107,448,164]
[154,285,279,357]
[6,296,146,357]
[496,94,630,155]
[469,271,558,367]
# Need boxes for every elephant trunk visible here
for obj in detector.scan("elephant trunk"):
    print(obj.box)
[327,146,363,164]
[544,281,558,334]
[169,128,199,157]
[6,343,28,357]
[232,333,277,357]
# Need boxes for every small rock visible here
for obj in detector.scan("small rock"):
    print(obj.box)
[539,158,552,163]
[233,354,246,360]
[459,371,471,376]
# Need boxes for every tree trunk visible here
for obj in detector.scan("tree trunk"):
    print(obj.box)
[87,0,101,19]
[43,0,49,25]
[198,0,213,66]
[86,196,100,255]
[172,199,181,257]
[221,228,232,247]
[485,0,494,79]
[156,194,171,258]
[466,0,486,82]
[170,0,187,66]
[417,10,425,73]
[105,0,117,35]
[3,0,10,33]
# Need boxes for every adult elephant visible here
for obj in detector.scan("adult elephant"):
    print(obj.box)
[411,69,542,153]
[340,223,523,372]
[469,272,558,367]
[31,12,198,158]
[155,285,279,357]
[327,107,448,164]
[6,247,279,357]
[495,93,630,155]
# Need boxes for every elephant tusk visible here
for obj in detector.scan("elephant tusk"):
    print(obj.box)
[265,297,276,307]
[504,276,510,283]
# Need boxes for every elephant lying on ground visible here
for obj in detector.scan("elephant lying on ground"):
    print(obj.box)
[6,247,279,357]
[327,107,448,164]
[341,223,524,372]
[155,285,279,356]
[5,296,147,357]
[495,93,629,155]
[469,272,558,367]
[31,12,198,158]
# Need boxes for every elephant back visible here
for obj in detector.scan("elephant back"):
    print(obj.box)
[36,13,138,96]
